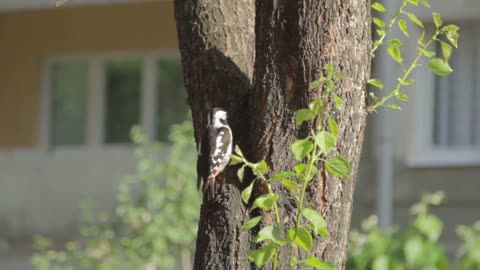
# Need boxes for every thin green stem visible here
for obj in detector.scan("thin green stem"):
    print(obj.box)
[371,0,408,55]
[367,33,437,112]
[288,125,322,270]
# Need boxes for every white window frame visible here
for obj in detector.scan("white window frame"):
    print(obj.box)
[406,25,480,167]
[39,50,181,150]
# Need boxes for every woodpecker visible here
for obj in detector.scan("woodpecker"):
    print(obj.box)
[196,108,233,198]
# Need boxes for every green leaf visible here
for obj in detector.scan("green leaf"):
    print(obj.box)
[252,193,279,210]
[388,38,403,47]
[433,13,443,28]
[290,227,313,251]
[237,165,245,182]
[291,138,314,161]
[281,179,300,193]
[241,216,262,231]
[406,0,419,5]
[404,236,424,267]
[440,41,453,62]
[308,98,323,114]
[248,245,277,268]
[418,47,435,58]
[254,160,269,176]
[255,226,287,245]
[371,2,386,12]
[302,208,329,238]
[326,64,334,75]
[414,214,443,242]
[397,78,414,86]
[417,31,426,46]
[235,145,244,157]
[335,72,346,79]
[373,17,385,28]
[387,46,403,63]
[328,117,339,136]
[230,154,243,165]
[376,29,385,37]
[333,93,343,108]
[271,171,296,181]
[242,180,255,203]
[367,78,384,89]
[388,103,402,110]
[303,256,336,270]
[326,79,336,91]
[294,163,308,174]
[398,19,409,37]
[315,131,337,155]
[309,80,321,91]
[427,58,453,76]
[324,156,351,179]
[294,163,318,183]
[296,109,315,127]
[443,24,459,48]
[420,0,430,7]
[372,255,389,270]
[407,12,424,28]
[396,92,409,102]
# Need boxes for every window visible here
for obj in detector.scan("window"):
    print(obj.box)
[409,21,480,166]
[42,52,189,148]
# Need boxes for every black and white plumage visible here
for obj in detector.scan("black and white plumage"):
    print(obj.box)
[196,108,233,198]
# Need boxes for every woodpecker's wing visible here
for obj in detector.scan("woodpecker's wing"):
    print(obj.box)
[209,126,232,175]
[196,128,210,191]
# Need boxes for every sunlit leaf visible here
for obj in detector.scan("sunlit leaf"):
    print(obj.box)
[324,156,351,179]
[255,226,287,245]
[252,193,279,210]
[281,179,300,193]
[427,58,453,76]
[237,165,245,182]
[248,245,277,268]
[368,78,384,89]
[373,17,386,28]
[372,2,386,12]
[433,13,443,28]
[396,92,409,102]
[398,19,409,37]
[309,80,321,91]
[302,256,336,270]
[271,171,297,181]
[242,180,255,203]
[302,208,329,238]
[290,227,313,251]
[387,46,403,63]
[328,117,339,136]
[230,154,243,165]
[440,41,452,62]
[388,103,402,110]
[315,131,336,155]
[291,139,314,161]
[407,12,424,28]
[296,109,315,127]
[333,94,343,108]
[254,160,269,176]
[241,216,262,231]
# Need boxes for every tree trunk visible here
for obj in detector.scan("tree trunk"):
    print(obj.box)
[174,0,371,268]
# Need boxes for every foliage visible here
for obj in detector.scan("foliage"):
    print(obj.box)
[368,0,459,112]
[347,192,480,270]
[32,122,201,270]
[233,65,348,270]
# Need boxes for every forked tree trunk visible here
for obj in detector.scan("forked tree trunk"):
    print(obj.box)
[174,0,371,269]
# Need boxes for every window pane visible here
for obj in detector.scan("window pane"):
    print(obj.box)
[50,62,88,146]
[104,60,142,143]
[432,22,479,147]
[156,58,189,141]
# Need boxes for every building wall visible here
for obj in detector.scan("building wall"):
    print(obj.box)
[0,1,178,238]
[0,1,177,148]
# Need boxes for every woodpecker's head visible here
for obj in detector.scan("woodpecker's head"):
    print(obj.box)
[211,108,228,126]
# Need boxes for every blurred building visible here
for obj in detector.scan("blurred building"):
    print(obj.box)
[0,0,479,268]
[0,0,188,258]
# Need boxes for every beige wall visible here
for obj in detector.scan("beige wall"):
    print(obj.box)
[0,1,177,148]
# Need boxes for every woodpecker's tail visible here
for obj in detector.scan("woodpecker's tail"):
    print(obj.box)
[203,176,216,199]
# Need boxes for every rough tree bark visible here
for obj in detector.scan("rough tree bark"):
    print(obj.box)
[174,0,371,268]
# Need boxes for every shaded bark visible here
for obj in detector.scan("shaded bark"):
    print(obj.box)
[175,0,371,268]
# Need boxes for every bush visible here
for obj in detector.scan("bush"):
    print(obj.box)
[347,191,480,270]
[32,121,201,270]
